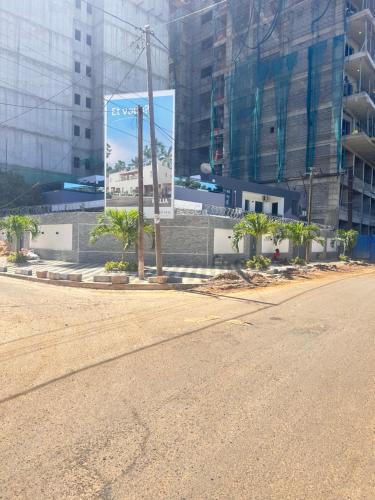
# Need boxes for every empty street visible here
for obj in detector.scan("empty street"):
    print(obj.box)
[1,271,375,499]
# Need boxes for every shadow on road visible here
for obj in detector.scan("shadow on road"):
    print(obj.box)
[1,272,366,406]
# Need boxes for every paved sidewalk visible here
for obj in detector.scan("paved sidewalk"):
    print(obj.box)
[2,259,233,284]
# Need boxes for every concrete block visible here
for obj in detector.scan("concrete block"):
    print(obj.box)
[58,273,69,280]
[15,268,32,276]
[68,273,82,282]
[111,275,129,284]
[36,270,48,279]
[0,266,8,272]
[93,275,112,283]
[148,275,169,284]
[47,271,60,280]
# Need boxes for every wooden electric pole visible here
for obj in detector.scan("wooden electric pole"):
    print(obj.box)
[306,168,314,261]
[137,105,145,280]
[307,168,314,225]
[144,25,163,277]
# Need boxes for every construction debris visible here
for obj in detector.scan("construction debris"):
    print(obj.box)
[200,261,373,293]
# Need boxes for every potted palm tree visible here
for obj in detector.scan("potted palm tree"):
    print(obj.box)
[0,215,39,264]
[335,229,358,260]
[286,222,323,264]
[90,208,153,275]
[232,213,273,270]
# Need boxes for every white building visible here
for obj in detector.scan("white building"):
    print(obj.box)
[0,0,169,182]
[107,163,171,197]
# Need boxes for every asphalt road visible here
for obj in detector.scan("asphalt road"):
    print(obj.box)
[1,271,375,499]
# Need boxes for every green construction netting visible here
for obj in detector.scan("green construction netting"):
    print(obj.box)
[228,52,296,181]
[332,34,345,173]
[305,39,328,173]
[273,53,298,181]
[0,164,79,185]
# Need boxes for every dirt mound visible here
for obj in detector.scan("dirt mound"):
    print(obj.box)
[247,272,274,286]
[313,264,338,272]
[213,271,241,281]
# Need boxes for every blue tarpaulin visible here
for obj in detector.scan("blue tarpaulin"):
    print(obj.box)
[353,235,375,261]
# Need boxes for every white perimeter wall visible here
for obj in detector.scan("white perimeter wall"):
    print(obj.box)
[214,228,244,254]
[261,235,290,254]
[31,224,73,251]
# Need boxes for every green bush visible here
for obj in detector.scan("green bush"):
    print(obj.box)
[246,255,272,270]
[7,251,28,264]
[289,256,306,266]
[338,254,350,262]
[104,260,129,272]
[127,262,138,272]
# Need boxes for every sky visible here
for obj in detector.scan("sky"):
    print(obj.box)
[106,92,174,168]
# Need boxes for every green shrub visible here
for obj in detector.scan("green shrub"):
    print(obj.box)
[127,262,138,272]
[104,260,129,272]
[246,255,272,270]
[7,251,28,264]
[289,256,306,266]
[338,254,350,262]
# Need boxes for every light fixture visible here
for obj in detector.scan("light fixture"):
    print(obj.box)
[359,31,362,35]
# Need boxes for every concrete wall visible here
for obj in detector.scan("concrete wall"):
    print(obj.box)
[29,212,250,266]
[0,0,169,180]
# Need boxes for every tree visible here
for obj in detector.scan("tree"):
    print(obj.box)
[90,208,153,262]
[129,141,171,168]
[286,222,323,262]
[0,215,39,252]
[232,213,272,255]
[336,229,358,257]
[159,145,173,169]
[268,220,289,246]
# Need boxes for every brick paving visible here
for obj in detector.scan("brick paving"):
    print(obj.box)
[2,259,234,284]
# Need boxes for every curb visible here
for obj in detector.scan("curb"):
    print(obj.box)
[0,272,201,291]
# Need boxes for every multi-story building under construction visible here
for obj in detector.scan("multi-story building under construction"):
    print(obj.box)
[0,0,168,183]
[170,0,375,232]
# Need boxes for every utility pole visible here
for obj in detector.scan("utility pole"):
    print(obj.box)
[306,168,314,261]
[137,105,145,280]
[40,144,44,182]
[144,24,163,277]
[5,139,8,173]
[348,164,353,229]
[307,168,314,225]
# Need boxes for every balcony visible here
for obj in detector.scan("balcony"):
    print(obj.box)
[342,127,375,166]
[346,0,375,17]
[344,89,375,120]
[346,8,375,83]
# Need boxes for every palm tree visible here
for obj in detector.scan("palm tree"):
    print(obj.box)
[232,213,272,255]
[268,220,289,247]
[0,215,39,252]
[286,222,323,262]
[90,209,153,262]
[336,229,358,257]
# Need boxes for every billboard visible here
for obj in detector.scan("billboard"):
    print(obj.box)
[105,90,175,219]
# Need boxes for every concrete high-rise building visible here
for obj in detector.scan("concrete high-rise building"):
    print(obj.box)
[0,0,169,183]
[170,0,375,232]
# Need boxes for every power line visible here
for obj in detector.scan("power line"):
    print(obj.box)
[105,46,145,106]
[0,54,71,88]
[0,16,80,66]
[166,0,227,25]
[0,40,143,128]
[80,0,143,33]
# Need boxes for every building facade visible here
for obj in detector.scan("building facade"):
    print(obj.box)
[0,0,169,183]
[170,0,375,233]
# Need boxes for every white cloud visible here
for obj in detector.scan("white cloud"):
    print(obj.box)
[107,140,133,166]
